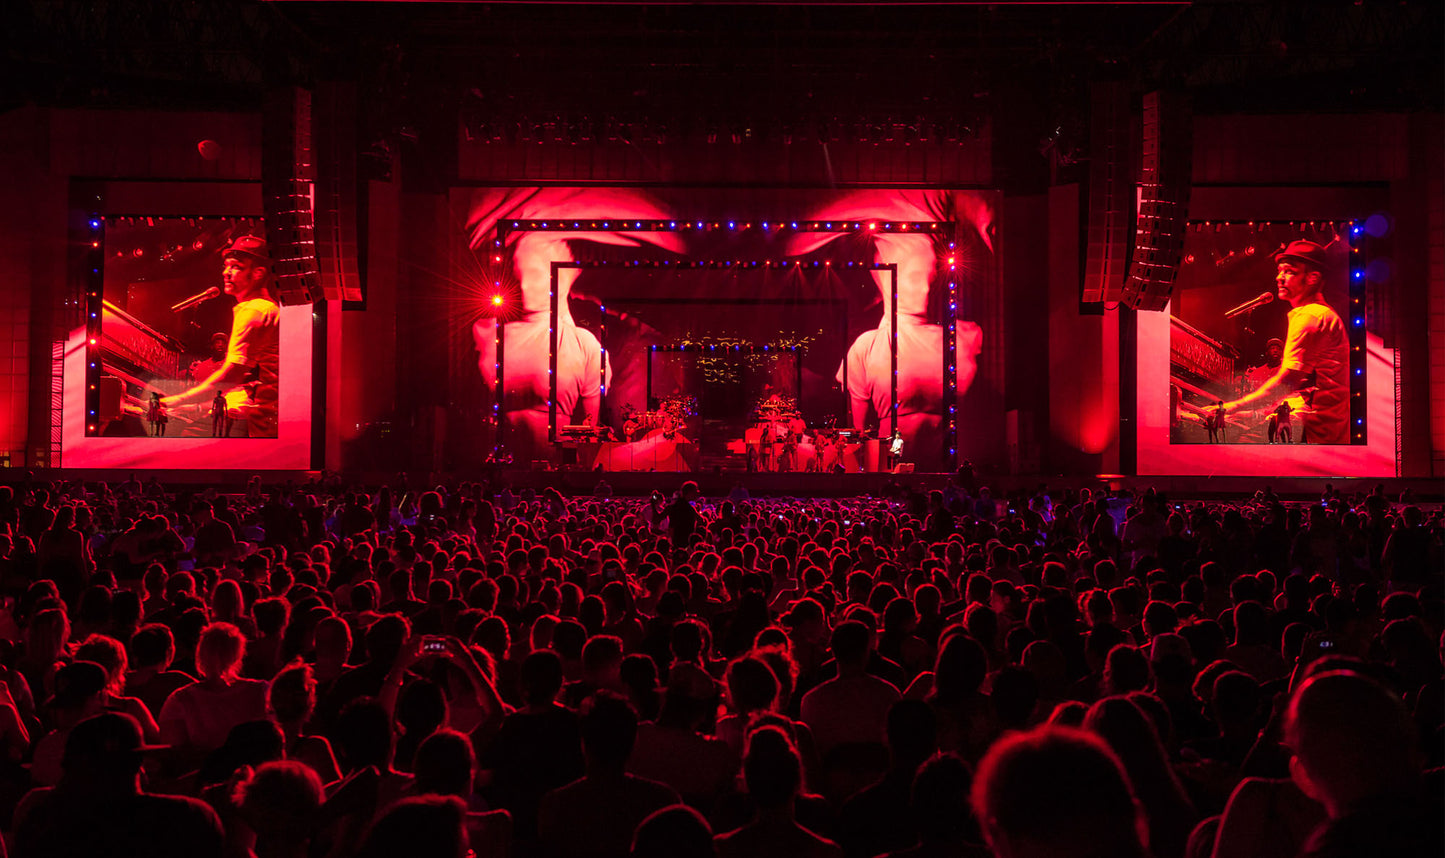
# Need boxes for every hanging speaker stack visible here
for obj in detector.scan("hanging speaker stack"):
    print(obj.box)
[1083,80,1132,304]
[262,87,323,306]
[1120,91,1192,311]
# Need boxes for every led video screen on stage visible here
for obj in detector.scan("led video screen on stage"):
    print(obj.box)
[459,188,996,471]
[61,216,314,469]
[1137,221,1397,477]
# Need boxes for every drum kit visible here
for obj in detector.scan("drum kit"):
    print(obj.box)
[622,396,696,442]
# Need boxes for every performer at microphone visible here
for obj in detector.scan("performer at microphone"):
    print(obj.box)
[1222,240,1349,443]
[162,235,280,438]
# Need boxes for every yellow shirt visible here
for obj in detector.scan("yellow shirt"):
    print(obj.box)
[1281,301,1349,444]
[226,297,280,437]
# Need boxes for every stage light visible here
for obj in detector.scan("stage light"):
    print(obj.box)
[1354,318,1363,326]
[1354,367,1363,375]
[89,219,101,229]
[790,222,798,229]
[728,221,735,229]
[1352,270,1362,279]
[88,338,96,345]
[491,295,504,307]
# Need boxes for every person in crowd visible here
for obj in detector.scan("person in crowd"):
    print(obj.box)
[714,725,842,858]
[971,726,1149,858]
[537,691,680,858]
[13,712,224,857]
[158,622,270,769]
[1283,669,1441,858]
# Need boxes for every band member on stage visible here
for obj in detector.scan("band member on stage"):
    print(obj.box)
[760,425,775,472]
[163,235,280,438]
[1222,240,1349,443]
[885,429,904,470]
[781,430,798,472]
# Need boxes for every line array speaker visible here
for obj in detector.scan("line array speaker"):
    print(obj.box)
[1121,91,1192,311]
[262,87,323,305]
[1083,80,1132,304]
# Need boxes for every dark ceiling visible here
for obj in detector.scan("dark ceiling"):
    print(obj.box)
[3,1,1440,152]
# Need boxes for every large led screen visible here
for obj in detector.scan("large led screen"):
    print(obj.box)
[457,188,997,471]
[1137,221,1396,476]
[61,217,314,469]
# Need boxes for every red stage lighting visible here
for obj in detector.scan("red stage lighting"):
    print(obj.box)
[491,295,505,307]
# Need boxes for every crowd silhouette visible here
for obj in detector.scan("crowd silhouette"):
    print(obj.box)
[0,472,1438,858]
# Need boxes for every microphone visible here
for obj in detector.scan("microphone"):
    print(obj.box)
[1224,291,1275,318]
[170,287,221,313]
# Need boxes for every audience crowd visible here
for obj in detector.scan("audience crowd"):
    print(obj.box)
[0,470,1438,858]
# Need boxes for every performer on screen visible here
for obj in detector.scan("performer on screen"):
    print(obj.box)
[1267,400,1292,444]
[1222,240,1349,444]
[163,235,280,438]
[1209,401,1226,443]
[211,389,229,437]
[188,332,230,385]
[147,392,168,437]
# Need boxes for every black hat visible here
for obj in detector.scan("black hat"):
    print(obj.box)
[222,234,271,263]
[1273,239,1330,271]
[62,712,168,773]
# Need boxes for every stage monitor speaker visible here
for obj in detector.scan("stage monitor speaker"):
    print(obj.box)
[1083,81,1132,304]
[314,82,362,302]
[1121,91,1192,312]
[262,87,323,306]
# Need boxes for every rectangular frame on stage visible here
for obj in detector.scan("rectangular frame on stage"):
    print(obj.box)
[485,218,963,468]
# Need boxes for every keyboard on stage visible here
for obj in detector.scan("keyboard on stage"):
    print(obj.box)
[559,425,609,441]
[1169,315,1241,403]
